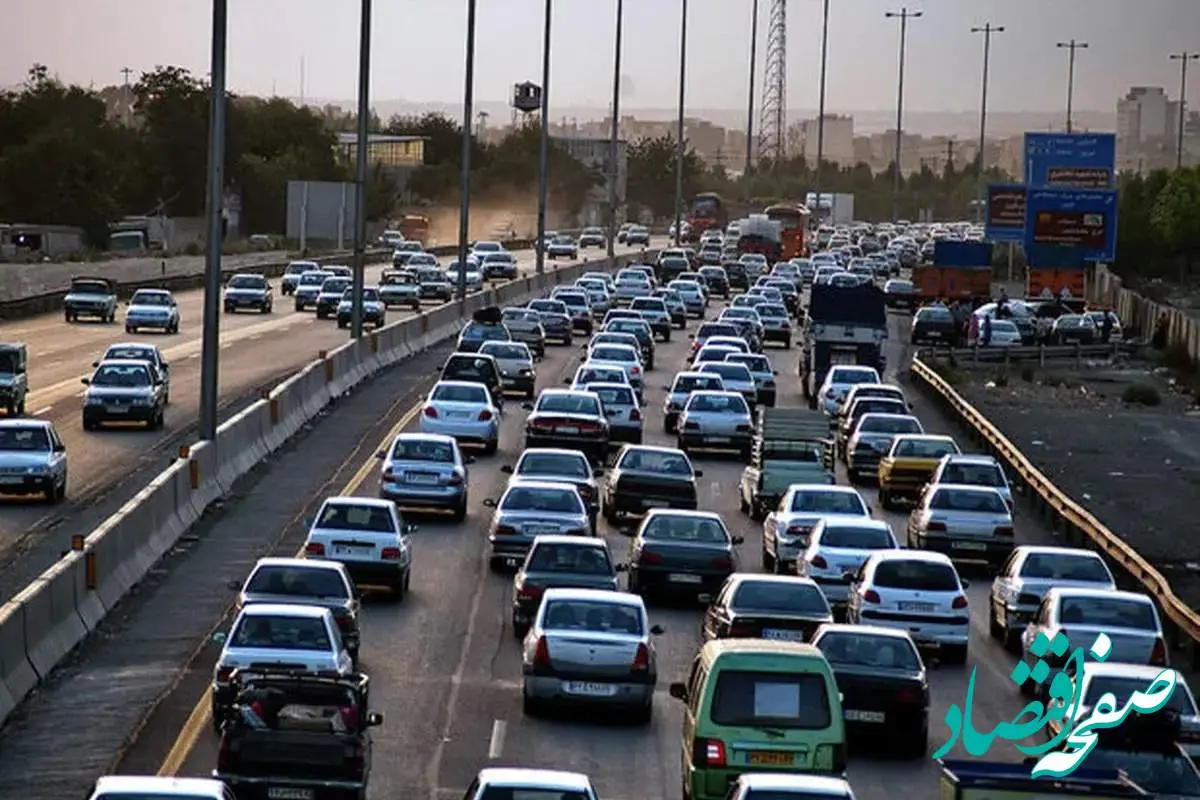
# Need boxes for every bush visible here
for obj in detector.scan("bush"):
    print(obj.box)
[1122,383,1162,406]
[925,359,960,385]
[1163,341,1197,374]
[992,369,1010,388]
[183,241,203,256]
[1020,366,1036,382]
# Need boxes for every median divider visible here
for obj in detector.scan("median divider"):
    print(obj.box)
[0,246,658,727]
[910,354,1200,669]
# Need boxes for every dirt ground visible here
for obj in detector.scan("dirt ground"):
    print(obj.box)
[952,363,1200,610]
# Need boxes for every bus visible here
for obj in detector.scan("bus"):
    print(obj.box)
[686,193,727,242]
[764,204,810,260]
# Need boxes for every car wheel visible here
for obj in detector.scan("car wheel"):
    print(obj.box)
[941,644,968,666]
[391,572,408,600]
[988,601,1004,641]
[761,548,775,571]
[632,700,653,725]
[125,325,135,334]
[483,439,498,456]
[511,618,529,640]
[452,500,467,523]
[521,689,542,717]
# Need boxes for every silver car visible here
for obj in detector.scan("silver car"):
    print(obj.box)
[845,413,924,481]
[584,381,643,445]
[569,363,629,391]
[676,390,753,458]
[586,343,645,399]
[755,303,793,346]
[502,448,602,530]
[575,279,612,315]
[481,340,537,398]
[796,519,899,613]
[376,432,472,520]
[281,260,318,295]
[906,484,1014,570]
[661,370,726,434]
[695,361,757,408]
[520,587,661,721]
[0,419,68,504]
[124,288,180,333]
[629,297,672,341]
[762,484,872,573]
[989,545,1115,649]
[614,274,654,305]
[669,280,707,317]
[724,352,776,407]
[484,480,592,569]
[1021,587,1167,669]
[378,270,422,310]
[501,307,547,358]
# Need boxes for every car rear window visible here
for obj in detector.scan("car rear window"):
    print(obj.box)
[789,491,866,515]
[317,503,395,533]
[730,581,829,615]
[246,566,348,599]
[873,560,959,591]
[929,488,1007,513]
[820,525,893,549]
[230,614,331,651]
[538,394,601,416]
[542,600,642,634]
[1019,553,1110,582]
[1058,597,1157,631]
[892,438,959,458]
[816,631,920,671]
[940,462,1005,487]
[710,670,832,729]
[527,543,613,575]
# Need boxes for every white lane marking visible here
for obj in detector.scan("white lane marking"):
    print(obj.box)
[711,481,721,497]
[74,391,85,398]
[33,406,53,416]
[44,360,62,369]
[248,333,263,340]
[219,342,233,350]
[487,719,507,759]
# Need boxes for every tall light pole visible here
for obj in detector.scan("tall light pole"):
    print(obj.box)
[350,0,372,339]
[534,0,552,275]
[1170,52,1199,169]
[198,0,228,442]
[607,0,624,263]
[813,0,830,221]
[745,0,760,175]
[1057,39,1088,133]
[972,23,1003,224]
[885,8,921,223]
[456,0,478,302]
[673,0,689,246]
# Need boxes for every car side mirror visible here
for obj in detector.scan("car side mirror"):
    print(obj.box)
[465,455,476,464]
[405,522,419,534]
[687,333,695,339]
[593,468,605,477]
[731,536,745,546]
[961,579,970,589]
[614,563,628,572]
[367,712,384,727]
[303,516,314,528]
[80,378,90,386]
[908,402,915,410]
[226,579,242,591]
[694,469,704,478]
[669,681,688,701]
[211,631,228,645]
[522,402,534,411]
[53,443,66,453]
[375,450,386,459]
[92,361,99,368]
[661,385,671,391]
[482,498,498,508]
[650,624,665,636]
[500,465,514,474]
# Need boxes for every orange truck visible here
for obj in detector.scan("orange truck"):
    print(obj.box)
[398,214,430,245]
[1026,268,1085,302]
[914,241,993,303]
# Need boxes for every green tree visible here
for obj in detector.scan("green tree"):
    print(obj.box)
[626,134,708,218]
[1150,167,1200,274]
[131,65,210,216]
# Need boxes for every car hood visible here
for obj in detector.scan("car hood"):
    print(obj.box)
[87,386,153,399]
[127,304,172,314]
[225,287,267,297]
[64,291,112,301]
[0,451,54,469]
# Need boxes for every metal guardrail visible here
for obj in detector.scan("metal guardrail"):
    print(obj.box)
[917,342,1135,366]
[909,354,1200,667]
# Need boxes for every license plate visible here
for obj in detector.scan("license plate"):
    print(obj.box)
[333,545,372,557]
[669,573,702,584]
[564,681,618,697]
[748,751,794,766]
[0,476,24,485]
[557,426,580,435]
[845,709,886,723]
[926,331,940,337]
[504,557,520,567]
[900,602,936,612]
[106,406,129,414]
[705,436,730,443]
[405,473,439,485]
[267,789,314,800]
[762,628,805,641]
[951,541,987,551]
[448,411,470,419]
[644,500,670,508]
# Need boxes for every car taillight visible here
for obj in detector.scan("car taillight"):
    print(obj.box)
[495,524,519,537]
[639,551,663,565]
[952,595,969,609]
[533,636,551,669]
[810,554,828,569]
[896,688,919,704]
[478,409,494,421]
[735,424,752,433]
[381,547,402,560]
[863,589,881,604]
[1151,637,1167,666]
[785,524,809,537]
[631,643,650,673]
[728,621,755,637]
[305,542,325,556]
[693,738,727,767]
[711,555,732,569]
[529,418,555,432]
[334,612,355,632]
[577,485,595,500]
[994,525,1014,537]
[216,666,235,683]
[517,585,542,600]
[925,521,947,531]
[630,366,640,375]
[424,406,438,418]
[447,473,465,486]
[683,420,700,430]
[630,408,642,421]
[382,469,396,481]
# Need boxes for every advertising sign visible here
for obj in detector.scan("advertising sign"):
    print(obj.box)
[1023,188,1117,262]
[1024,133,1117,189]
[984,183,1028,242]
[934,240,992,268]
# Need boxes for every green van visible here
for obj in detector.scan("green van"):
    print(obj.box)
[668,639,847,800]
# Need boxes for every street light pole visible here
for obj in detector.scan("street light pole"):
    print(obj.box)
[971,23,1003,224]
[535,0,552,275]
[745,0,759,175]
[885,8,921,223]
[813,0,830,220]
[1170,52,1199,169]
[673,0,689,247]
[350,0,372,339]
[1057,39,1088,133]
[457,0,477,302]
[198,0,228,442]
[607,0,624,264]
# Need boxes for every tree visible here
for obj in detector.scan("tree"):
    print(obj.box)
[131,66,210,215]
[626,134,708,218]
[1151,168,1200,273]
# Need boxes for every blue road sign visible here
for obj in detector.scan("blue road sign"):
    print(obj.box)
[985,183,1027,242]
[1023,188,1118,263]
[1024,132,1116,189]
[934,240,992,268]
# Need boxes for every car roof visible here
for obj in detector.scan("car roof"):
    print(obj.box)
[893,433,956,443]
[106,342,157,352]
[1013,545,1104,559]
[392,432,458,446]
[787,484,862,496]
[1080,661,1186,682]
[95,359,152,369]
[252,557,345,573]
[857,413,916,424]
[0,418,52,431]
[530,534,609,548]
[736,773,853,795]
[687,390,745,401]
[541,588,644,606]
[869,549,955,567]
[814,622,915,642]
[539,388,600,399]
[930,483,1006,496]
[643,508,722,523]
[238,603,329,618]
[433,380,492,393]
[727,573,820,590]
[1045,587,1153,604]
[476,768,593,792]
[517,447,590,462]
[817,517,891,531]
[503,479,582,493]
[94,776,230,796]
[583,381,635,393]
[319,496,394,510]
[132,288,171,296]
[940,453,1000,466]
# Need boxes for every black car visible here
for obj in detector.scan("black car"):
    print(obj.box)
[626,509,742,601]
[884,279,918,311]
[811,624,930,758]
[722,259,749,291]
[441,353,503,406]
[702,574,833,643]
[602,444,701,521]
[698,267,730,298]
[523,389,610,463]
[538,312,574,345]
[510,535,623,637]
[910,305,959,346]
[456,320,512,353]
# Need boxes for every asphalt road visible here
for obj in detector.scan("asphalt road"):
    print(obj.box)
[0,243,646,586]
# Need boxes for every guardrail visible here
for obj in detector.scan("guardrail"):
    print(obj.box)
[0,246,658,725]
[909,354,1200,669]
[917,342,1135,366]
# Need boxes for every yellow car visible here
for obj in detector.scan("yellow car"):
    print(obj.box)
[876,434,961,510]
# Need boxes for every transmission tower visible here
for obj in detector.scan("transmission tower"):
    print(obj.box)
[756,0,787,164]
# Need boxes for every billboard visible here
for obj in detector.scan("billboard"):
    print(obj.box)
[984,183,1028,242]
[285,180,359,244]
[933,240,992,268]
[1023,132,1116,189]
[1023,188,1118,263]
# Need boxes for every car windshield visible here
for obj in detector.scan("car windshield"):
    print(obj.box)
[1058,597,1157,630]
[1084,675,1195,714]
[711,670,831,729]
[0,426,50,452]
[1078,749,1200,796]
[618,449,691,475]
[731,581,829,615]
[321,279,350,294]
[642,515,728,543]
[817,632,921,671]
[700,364,751,383]
[590,385,635,406]
[481,343,528,360]
[542,599,642,635]
[558,294,587,306]
[519,452,590,479]
[300,273,330,286]
[501,486,582,513]
[131,292,171,306]
[538,394,600,415]
[940,462,1005,487]
[105,347,154,363]
[485,253,513,262]
[1020,553,1110,582]
[316,503,395,532]
[228,275,266,289]
[727,355,770,372]
[92,364,150,387]
[820,525,893,549]
[527,543,613,575]
[391,438,455,463]
[873,560,960,591]
[410,255,437,266]
[892,438,959,458]
[674,375,724,393]
[462,323,508,341]
[432,384,488,404]
[789,491,865,515]
[230,613,331,651]
[246,565,349,599]
[687,393,748,414]
[928,488,1007,513]
[340,288,380,302]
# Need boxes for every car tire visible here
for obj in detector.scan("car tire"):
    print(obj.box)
[941,644,968,666]
[988,601,1004,641]
[761,548,775,572]
[512,618,529,640]
[391,571,408,601]
[521,690,542,718]
[632,700,653,726]
[452,501,467,523]
[125,325,135,334]
[483,439,498,456]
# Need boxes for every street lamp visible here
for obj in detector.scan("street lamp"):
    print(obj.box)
[199,0,228,442]
[534,0,552,274]
[457,0,478,302]
[813,0,830,217]
[1057,40,1088,133]
[885,8,921,223]
[350,0,372,339]
[672,0,689,246]
[971,23,1004,223]
[745,0,759,175]
[1170,52,1199,169]
[607,0,624,263]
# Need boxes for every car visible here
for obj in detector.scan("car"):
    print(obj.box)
[625,225,651,246]
[418,380,500,455]
[654,288,688,328]
[95,342,170,403]
[836,397,910,460]
[415,266,453,301]
[876,434,962,509]
[702,335,751,357]
[844,413,924,482]
[440,352,504,406]
[314,276,352,319]
[810,623,930,757]
[392,241,423,266]
[574,279,613,315]
[761,485,871,574]
[724,353,776,407]
[603,318,656,367]
[293,270,332,310]
[222,273,273,313]
[124,288,180,334]
[846,550,971,664]
[988,545,1115,650]
[587,330,643,357]
[0,419,68,503]
[1051,313,1098,345]
[88,776,232,800]
[816,366,882,417]
[446,259,484,292]
[694,361,757,409]
[614,272,654,305]
[233,557,361,665]
[839,383,907,419]
[500,308,547,358]
[522,389,610,464]
[702,574,833,643]
[324,265,352,280]
[578,227,607,248]
[907,482,1014,567]
[480,340,537,398]
[303,496,415,597]
[698,266,730,298]
[456,319,513,353]
[535,310,574,345]
[796,519,900,615]
[510,536,623,637]
[585,343,645,399]
[602,307,644,327]
[521,587,661,720]
[669,280,707,317]
[502,448,602,530]
[210,603,354,726]
[624,509,741,601]
[545,234,579,259]
[376,432,472,520]
[662,370,727,434]
[484,480,591,570]
[63,276,118,323]
[629,297,672,341]
[677,389,754,459]
[569,362,629,391]
[464,769,599,800]
[602,444,702,522]
[884,279,918,311]
[481,251,518,280]
[378,270,423,310]
[407,254,439,272]
[720,306,765,340]
[928,455,1014,513]
[336,286,387,329]
[724,774,856,800]
[1020,588,1167,676]
[280,260,318,295]
[471,240,505,258]
[583,381,643,445]
[81,359,167,431]
[552,290,593,333]
[981,318,1022,347]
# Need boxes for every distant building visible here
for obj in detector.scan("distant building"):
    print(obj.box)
[798,115,855,166]
[335,133,426,170]
[552,137,627,227]
[1116,86,1186,172]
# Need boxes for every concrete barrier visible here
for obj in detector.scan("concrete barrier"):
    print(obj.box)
[0,247,658,722]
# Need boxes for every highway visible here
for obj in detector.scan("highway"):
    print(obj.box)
[84,296,1103,800]
[0,244,647,589]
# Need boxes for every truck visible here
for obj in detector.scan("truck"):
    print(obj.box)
[913,240,993,304]
[939,760,1149,799]
[736,214,783,264]
[805,192,855,227]
[738,407,836,521]
[800,283,888,408]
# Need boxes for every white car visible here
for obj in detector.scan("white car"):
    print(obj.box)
[303,496,415,597]
[480,340,537,399]
[89,776,232,800]
[817,366,883,416]
[570,363,630,391]
[418,380,501,454]
[584,381,643,444]
[124,288,180,334]
[981,318,1022,347]
[761,484,871,573]
[796,518,899,613]
[846,550,971,664]
[694,361,758,408]
[676,390,753,458]
[928,453,1014,511]
[585,343,645,399]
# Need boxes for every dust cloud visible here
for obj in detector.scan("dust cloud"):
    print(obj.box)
[412,188,576,246]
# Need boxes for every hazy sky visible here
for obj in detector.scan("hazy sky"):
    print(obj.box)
[4,0,1196,113]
